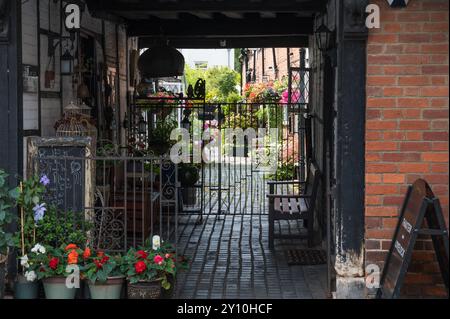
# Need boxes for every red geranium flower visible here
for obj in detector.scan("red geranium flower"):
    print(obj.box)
[154,255,164,265]
[136,250,148,259]
[49,257,59,270]
[83,248,91,259]
[94,260,103,269]
[101,256,110,264]
[65,244,78,251]
[134,261,147,274]
[97,251,105,258]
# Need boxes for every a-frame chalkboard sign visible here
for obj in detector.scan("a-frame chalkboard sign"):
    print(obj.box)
[377,179,449,299]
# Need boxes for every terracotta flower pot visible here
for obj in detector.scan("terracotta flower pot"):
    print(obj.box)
[127,280,161,299]
[42,277,77,299]
[88,276,125,299]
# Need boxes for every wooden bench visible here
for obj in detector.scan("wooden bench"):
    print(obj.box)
[267,162,321,248]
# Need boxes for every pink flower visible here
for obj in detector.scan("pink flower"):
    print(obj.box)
[154,255,164,265]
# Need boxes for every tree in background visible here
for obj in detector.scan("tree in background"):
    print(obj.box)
[184,65,241,103]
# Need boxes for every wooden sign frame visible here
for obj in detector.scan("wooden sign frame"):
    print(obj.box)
[377,179,449,299]
[26,136,94,217]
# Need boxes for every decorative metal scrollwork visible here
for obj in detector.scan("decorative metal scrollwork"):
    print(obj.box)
[187,78,206,100]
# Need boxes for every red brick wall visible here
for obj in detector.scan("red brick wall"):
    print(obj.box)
[366,0,449,298]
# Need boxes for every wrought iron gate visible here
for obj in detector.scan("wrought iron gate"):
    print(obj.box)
[165,105,308,219]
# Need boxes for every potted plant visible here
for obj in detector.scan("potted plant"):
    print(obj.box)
[178,164,200,206]
[148,120,178,156]
[0,169,20,299]
[37,244,83,299]
[13,174,49,299]
[121,244,177,299]
[16,243,46,299]
[121,236,189,299]
[82,248,124,299]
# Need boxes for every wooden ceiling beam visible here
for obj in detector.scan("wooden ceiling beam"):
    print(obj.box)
[127,17,314,37]
[138,36,309,49]
[86,0,327,14]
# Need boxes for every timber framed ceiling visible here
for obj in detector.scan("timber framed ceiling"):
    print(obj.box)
[85,0,327,48]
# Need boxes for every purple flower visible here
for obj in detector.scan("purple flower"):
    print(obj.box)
[33,203,46,224]
[40,175,50,186]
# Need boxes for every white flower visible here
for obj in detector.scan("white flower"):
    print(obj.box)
[25,270,37,282]
[31,243,46,254]
[152,235,161,250]
[20,255,30,269]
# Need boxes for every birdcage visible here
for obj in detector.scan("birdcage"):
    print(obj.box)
[55,101,97,149]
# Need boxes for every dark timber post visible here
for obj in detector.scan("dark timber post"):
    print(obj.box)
[0,0,22,277]
[334,0,368,298]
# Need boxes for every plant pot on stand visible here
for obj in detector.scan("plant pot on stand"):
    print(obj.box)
[87,276,125,299]
[42,277,77,299]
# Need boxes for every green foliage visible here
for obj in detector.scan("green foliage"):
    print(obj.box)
[150,119,178,144]
[222,112,258,130]
[0,169,19,255]
[148,119,178,155]
[15,174,47,253]
[35,244,83,280]
[82,249,122,284]
[270,162,297,181]
[226,92,243,104]
[35,207,91,249]
[121,242,188,290]
[185,65,241,102]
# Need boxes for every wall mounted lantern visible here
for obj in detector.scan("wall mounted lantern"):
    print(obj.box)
[61,49,74,75]
[315,22,333,52]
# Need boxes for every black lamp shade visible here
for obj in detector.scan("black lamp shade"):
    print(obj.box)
[138,46,185,78]
[315,23,332,52]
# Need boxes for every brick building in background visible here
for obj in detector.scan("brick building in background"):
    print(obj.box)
[242,48,303,85]
[365,0,448,297]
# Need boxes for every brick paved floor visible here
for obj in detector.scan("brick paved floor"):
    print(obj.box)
[173,163,329,299]
[174,213,329,299]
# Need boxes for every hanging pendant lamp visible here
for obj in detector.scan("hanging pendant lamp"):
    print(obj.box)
[138,45,185,78]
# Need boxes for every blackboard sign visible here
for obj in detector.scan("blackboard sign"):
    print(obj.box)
[378,179,449,299]
[27,137,94,214]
